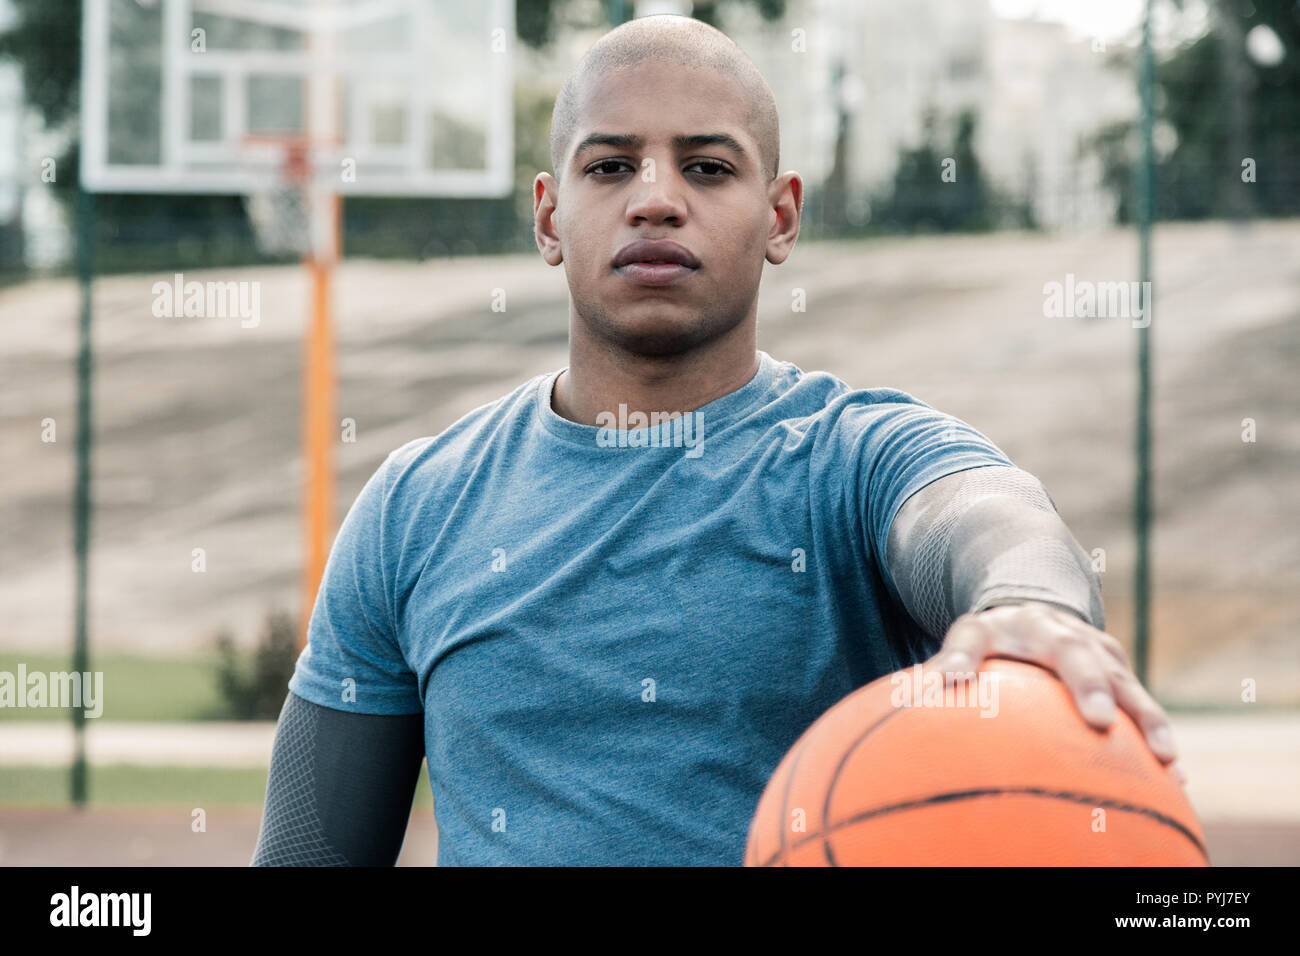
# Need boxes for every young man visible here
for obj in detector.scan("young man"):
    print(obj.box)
[253,15,1180,867]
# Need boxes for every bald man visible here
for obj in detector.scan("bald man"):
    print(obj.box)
[253,15,1181,867]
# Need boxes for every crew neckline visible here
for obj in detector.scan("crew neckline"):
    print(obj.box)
[534,350,781,449]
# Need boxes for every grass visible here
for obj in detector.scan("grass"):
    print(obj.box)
[0,764,435,810]
[0,650,234,722]
[3,650,1295,723]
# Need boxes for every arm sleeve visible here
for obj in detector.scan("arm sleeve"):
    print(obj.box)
[251,691,426,866]
[850,396,1017,592]
[884,464,1106,639]
[288,449,424,715]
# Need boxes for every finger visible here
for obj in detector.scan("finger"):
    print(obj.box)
[932,612,995,685]
[1106,659,1179,765]
[1095,630,1132,669]
[988,610,1117,728]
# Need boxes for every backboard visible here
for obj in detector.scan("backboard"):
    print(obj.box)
[80,0,514,197]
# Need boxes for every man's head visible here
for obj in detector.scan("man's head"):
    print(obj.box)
[534,14,802,360]
[548,16,781,188]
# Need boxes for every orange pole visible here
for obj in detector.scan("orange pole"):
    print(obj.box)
[299,191,341,650]
[299,5,343,650]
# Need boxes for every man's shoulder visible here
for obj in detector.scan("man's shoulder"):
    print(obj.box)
[777,369,937,437]
[765,356,929,413]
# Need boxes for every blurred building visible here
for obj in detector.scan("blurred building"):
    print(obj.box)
[982,16,1135,230]
[809,0,1135,230]
[622,0,1140,232]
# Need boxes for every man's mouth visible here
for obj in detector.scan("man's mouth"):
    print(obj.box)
[615,261,698,286]
[612,239,701,287]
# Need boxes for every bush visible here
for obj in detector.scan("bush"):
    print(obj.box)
[214,609,299,719]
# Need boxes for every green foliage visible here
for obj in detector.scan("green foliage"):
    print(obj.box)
[214,609,298,720]
[0,0,80,127]
[1083,0,1300,222]
[871,109,999,233]
[0,764,278,808]
[516,0,565,48]
[0,763,436,809]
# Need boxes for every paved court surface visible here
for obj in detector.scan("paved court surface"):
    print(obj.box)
[0,711,1294,865]
[0,810,1292,867]
[0,809,440,867]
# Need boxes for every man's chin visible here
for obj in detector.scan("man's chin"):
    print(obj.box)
[573,295,746,359]
[598,321,716,359]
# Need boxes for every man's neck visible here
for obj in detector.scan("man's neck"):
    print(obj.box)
[552,328,760,427]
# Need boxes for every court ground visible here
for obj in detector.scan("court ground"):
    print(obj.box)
[0,710,1295,865]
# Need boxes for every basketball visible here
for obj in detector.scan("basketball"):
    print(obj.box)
[745,658,1209,866]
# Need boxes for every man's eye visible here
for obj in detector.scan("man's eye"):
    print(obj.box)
[689,160,732,177]
[585,160,733,178]
[588,160,632,176]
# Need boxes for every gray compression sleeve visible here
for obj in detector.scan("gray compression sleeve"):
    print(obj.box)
[884,465,1105,639]
[251,691,427,866]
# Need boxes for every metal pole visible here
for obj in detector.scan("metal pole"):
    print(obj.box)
[299,9,340,650]
[1134,0,1155,685]
[72,186,95,807]
[299,189,338,650]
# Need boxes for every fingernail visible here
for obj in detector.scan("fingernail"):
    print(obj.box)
[1083,691,1116,723]
[1151,726,1178,759]
[1169,759,1188,785]
[946,653,971,673]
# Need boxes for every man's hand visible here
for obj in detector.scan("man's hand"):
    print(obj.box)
[925,601,1185,781]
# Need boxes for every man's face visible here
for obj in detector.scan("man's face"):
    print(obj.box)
[536,60,792,358]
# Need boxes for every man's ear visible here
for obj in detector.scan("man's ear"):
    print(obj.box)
[534,172,563,266]
[765,171,802,266]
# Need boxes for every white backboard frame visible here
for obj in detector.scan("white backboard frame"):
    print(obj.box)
[80,0,514,197]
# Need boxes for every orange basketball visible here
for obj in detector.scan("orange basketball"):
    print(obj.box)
[745,658,1208,866]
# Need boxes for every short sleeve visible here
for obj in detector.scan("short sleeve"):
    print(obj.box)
[288,451,424,715]
[849,392,1015,601]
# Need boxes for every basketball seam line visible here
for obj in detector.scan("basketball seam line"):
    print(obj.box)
[820,706,909,867]
[776,730,811,868]
[758,698,909,869]
[768,786,1209,865]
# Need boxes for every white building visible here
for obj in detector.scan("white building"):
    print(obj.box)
[981,16,1135,230]
[648,0,1138,231]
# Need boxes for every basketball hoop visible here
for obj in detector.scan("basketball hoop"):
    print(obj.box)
[81,0,514,655]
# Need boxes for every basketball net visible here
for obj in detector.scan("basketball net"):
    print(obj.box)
[243,141,315,259]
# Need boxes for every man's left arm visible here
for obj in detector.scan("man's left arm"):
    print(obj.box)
[884,464,1182,773]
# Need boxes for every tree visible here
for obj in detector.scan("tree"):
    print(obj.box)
[872,107,996,233]
[1082,0,1300,222]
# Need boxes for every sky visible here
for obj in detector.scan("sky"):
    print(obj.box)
[988,0,1192,43]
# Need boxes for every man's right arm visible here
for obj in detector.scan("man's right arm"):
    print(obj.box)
[255,446,428,865]
[251,691,426,866]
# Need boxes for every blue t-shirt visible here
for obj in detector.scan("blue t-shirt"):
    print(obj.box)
[288,350,1014,865]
